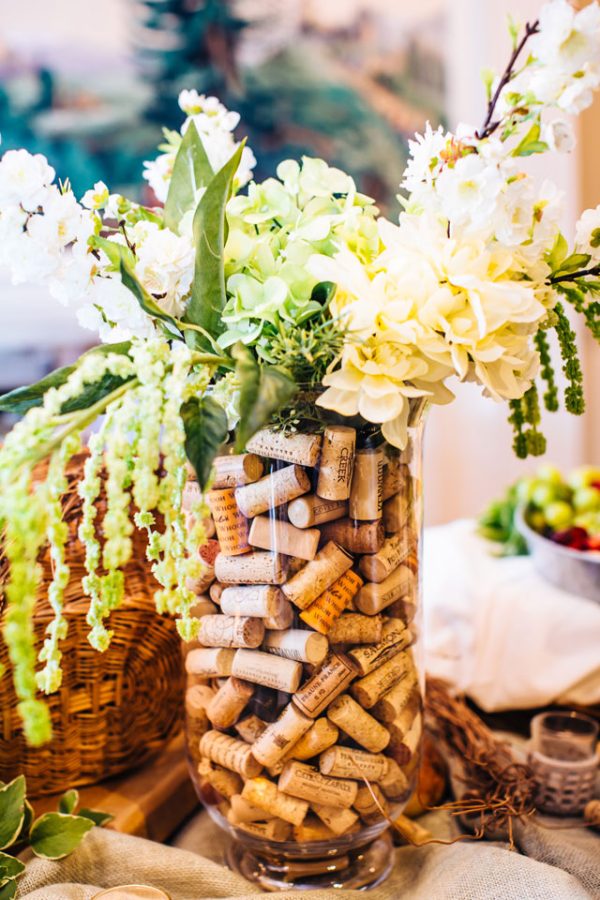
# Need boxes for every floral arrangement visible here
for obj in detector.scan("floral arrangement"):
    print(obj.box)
[2,0,600,745]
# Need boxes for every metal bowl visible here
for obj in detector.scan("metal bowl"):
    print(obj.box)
[516,509,600,603]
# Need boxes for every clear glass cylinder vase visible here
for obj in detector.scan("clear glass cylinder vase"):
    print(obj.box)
[183,397,426,891]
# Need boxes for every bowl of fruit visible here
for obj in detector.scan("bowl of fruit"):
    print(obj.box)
[517,465,600,602]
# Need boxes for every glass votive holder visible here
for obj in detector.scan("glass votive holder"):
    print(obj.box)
[530,711,598,762]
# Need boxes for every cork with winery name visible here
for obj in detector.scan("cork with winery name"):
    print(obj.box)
[300,570,363,635]
[355,565,415,615]
[349,447,384,520]
[282,541,354,610]
[350,649,413,708]
[207,488,250,556]
[316,426,356,500]
[287,495,348,529]
[319,745,389,782]
[246,428,322,467]
[348,620,412,675]
[251,702,313,767]
[279,760,358,808]
[358,533,410,583]
[219,585,284,619]
[292,653,357,718]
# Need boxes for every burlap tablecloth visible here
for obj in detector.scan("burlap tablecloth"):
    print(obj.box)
[17,810,600,900]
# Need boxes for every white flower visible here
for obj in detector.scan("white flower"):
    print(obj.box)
[180,92,240,132]
[134,223,195,317]
[531,0,600,75]
[0,149,56,211]
[401,122,449,192]
[81,181,109,210]
[78,276,156,343]
[435,153,504,231]
[541,118,576,152]
[142,153,174,204]
[575,204,600,261]
[27,186,84,251]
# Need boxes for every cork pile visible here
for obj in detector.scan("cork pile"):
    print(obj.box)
[184,425,422,844]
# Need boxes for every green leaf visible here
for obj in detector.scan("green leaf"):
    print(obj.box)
[0,778,25,850]
[164,121,213,234]
[0,879,17,900]
[310,281,336,307]
[232,343,297,451]
[29,813,94,860]
[118,254,181,331]
[184,142,245,346]
[554,253,592,276]
[0,343,132,415]
[58,789,79,815]
[78,808,114,827]
[181,395,229,490]
[0,853,25,881]
[546,233,569,272]
[90,235,135,271]
[512,121,548,157]
[16,800,34,843]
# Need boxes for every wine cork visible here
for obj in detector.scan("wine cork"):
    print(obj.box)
[182,478,204,511]
[373,672,419,725]
[241,777,309,826]
[319,518,385,554]
[212,453,264,488]
[300,570,363,635]
[348,620,412,675]
[402,710,422,757]
[319,745,389,782]
[327,694,390,753]
[206,677,255,729]
[327,614,383,645]
[228,794,272,824]
[264,595,294,631]
[378,758,409,800]
[282,541,353,609]
[197,759,243,799]
[246,428,322,467]
[248,516,320,561]
[185,647,236,677]
[350,650,413,708]
[185,686,211,757]
[236,819,292,842]
[355,565,415,615]
[354,784,388,824]
[358,534,410,583]
[386,597,417,625]
[279,761,358,809]
[293,817,336,842]
[394,814,432,847]
[288,495,348,529]
[200,731,263,778]
[207,489,250,556]
[235,465,311,517]
[292,653,357,718]
[251,702,313,767]
[266,759,287,778]
[214,551,288,585]
[235,714,267,743]
[383,493,410,533]
[348,448,384,520]
[312,803,359,837]
[263,629,329,665]
[198,615,264,649]
[381,457,408,501]
[316,426,356,500]
[220,585,284,619]
[231,649,304,693]
[287,717,339,761]
[209,582,224,604]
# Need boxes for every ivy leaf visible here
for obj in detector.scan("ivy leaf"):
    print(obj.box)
[58,789,79,815]
[163,121,213,234]
[232,343,297,451]
[118,254,181,331]
[0,879,17,900]
[29,813,94,860]
[181,395,229,489]
[0,853,25,881]
[0,777,25,850]
[78,808,114,827]
[184,142,244,347]
[0,343,132,415]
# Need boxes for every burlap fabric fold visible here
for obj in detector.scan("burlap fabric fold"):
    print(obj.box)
[17,811,600,900]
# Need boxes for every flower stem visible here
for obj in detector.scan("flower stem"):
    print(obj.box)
[549,264,600,285]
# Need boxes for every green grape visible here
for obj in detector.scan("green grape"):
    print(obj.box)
[544,501,573,530]
[516,477,535,505]
[573,486,600,513]
[531,482,558,508]
[535,464,564,486]
[568,466,600,490]
[527,509,547,532]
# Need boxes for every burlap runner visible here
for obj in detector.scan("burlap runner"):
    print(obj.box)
[17,810,599,900]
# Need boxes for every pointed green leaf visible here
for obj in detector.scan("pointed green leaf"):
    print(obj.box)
[0,343,132,415]
[29,813,94,860]
[181,395,229,490]
[0,778,25,851]
[16,800,34,843]
[0,853,25,881]
[232,343,297,451]
[512,121,548,157]
[0,879,17,900]
[554,253,592,276]
[58,789,79,815]
[90,235,135,271]
[184,143,244,346]
[78,808,114,827]
[118,255,181,331]
[546,233,569,272]
[164,121,213,233]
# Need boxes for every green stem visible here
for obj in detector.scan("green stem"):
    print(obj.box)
[175,319,225,356]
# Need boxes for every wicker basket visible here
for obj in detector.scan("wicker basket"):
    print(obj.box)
[0,454,185,797]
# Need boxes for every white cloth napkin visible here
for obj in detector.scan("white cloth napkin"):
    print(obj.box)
[422,519,600,711]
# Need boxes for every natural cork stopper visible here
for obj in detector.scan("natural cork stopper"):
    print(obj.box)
[355,564,415,615]
[348,620,412,675]
[231,648,304,693]
[319,518,385,554]
[198,759,243,800]
[319,745,389,781]
[287,495,348,529]
[327,693,390,753]
[348,448,384,520]
[246,428,322,467]
[327,613,383,645]
[248,515,320,561]
[358,533,410,583]
[316,426,356,500]
[214,550,288,585]
[300,570,363,635]
[312,802,359,836]
[206,677,255,730]
[186,647,236,677]
[235,465,311,518]
[251,702,314,768]
[282,541,354,609]
[219,585,284,619]
[241,776,309,826]
[235,714,267,744]
[263,629,329,666]
[287,717,339,761]
[292,653,357,718]
[212,453,264,488]
[207,488,250,557]
[350,649,414,708]
[198,614,264,649]
[279,760,358,809]
[200,731,263,778]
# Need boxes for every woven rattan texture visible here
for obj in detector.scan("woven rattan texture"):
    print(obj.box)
[0,453,184,797]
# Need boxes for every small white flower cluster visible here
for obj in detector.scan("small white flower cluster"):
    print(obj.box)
[143,90,256,206]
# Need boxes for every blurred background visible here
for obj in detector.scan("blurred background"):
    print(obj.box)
[1,0,598,523]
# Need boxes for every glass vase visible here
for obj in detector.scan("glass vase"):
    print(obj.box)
[183,398,426,891]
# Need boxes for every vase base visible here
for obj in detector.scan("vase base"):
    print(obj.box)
[226,829,394,892]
